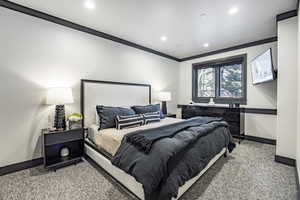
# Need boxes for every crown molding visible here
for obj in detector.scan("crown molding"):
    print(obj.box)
[0,0,180,62]
[276,10,298,22]
[0,1,293,63]
[179,37,277,62]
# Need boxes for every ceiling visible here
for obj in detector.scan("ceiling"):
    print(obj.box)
[9,0,298,59]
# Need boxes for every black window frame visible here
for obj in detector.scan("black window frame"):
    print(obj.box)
[192,54,247,105]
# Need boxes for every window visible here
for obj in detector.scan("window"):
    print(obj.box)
[198,67,215,97]
[220,63,243,98]
[192,54,247,104]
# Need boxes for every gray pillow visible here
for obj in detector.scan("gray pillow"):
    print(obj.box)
[131,104,165,119]
[96,105,135,130]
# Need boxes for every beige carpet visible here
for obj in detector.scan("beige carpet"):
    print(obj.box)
[0,141,298,200]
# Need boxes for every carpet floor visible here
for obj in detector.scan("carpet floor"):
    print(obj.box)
[0,140,298,200]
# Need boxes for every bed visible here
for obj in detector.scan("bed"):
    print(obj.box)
[81,79,235,200]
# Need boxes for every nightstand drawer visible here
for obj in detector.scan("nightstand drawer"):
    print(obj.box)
[44,129,84,146]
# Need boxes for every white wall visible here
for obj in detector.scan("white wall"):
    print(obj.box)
[276,16,298,159]
[297,7,300,181]
[0,8,180,167]
[178,42,278,140]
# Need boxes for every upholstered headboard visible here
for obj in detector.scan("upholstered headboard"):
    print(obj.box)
[80,79,151,128]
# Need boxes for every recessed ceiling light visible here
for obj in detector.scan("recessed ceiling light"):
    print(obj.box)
[200,13,207,18]
[228,7,239,15]
[203,43,210,48]
[84,0,95,10]
[160,36,167,42]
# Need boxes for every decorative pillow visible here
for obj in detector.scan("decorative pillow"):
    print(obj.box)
[131,104,165,119]
[96,105,135,130]
[116,114,144,130]
[143,111,161,124]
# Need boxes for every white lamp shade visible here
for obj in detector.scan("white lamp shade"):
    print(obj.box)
[46,87,74,105]
[158,91,172,101]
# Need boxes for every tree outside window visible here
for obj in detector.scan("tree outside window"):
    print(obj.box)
[192,54,247,104]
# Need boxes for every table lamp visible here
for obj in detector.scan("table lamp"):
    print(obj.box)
[158,91,171,115]
[46,87,74,130]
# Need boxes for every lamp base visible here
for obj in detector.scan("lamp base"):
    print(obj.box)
[54,105,66,130]
[162,101,167,115]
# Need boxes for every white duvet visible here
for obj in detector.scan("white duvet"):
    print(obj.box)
[88,117,182,156]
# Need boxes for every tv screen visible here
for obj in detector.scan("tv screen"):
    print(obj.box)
[251,48,276,85]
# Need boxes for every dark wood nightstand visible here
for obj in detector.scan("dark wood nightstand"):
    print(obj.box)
[166,113,177,118]
[42,128,84,171]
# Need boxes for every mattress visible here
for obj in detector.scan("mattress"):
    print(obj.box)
[88,117,183,156]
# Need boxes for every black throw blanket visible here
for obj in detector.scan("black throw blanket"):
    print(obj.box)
[112,117,236,200]
[126,117,225,153]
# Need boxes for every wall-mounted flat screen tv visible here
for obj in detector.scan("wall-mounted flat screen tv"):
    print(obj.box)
[251,48,276,85]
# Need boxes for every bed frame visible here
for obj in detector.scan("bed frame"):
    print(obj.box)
[80,79,227,200]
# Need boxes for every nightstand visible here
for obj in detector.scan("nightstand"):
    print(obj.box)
[42,128,84,171]
[166,113,176,118]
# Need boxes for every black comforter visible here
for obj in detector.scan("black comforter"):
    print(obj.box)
[112,117,235,200]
